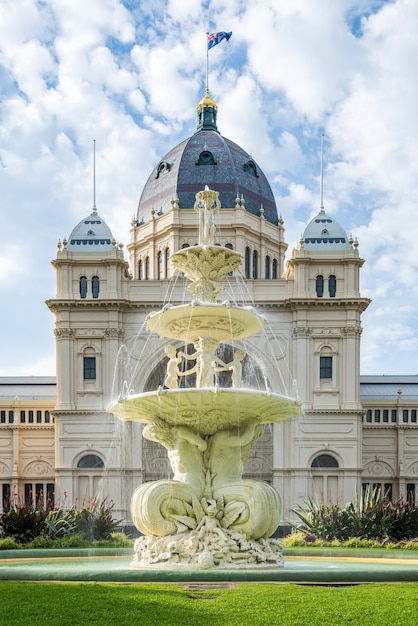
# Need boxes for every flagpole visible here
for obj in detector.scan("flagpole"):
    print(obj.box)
[206,31,209,90]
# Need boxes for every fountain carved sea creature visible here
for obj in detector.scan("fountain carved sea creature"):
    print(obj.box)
[109,187,302,569]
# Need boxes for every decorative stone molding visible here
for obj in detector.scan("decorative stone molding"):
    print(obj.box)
[292,327,311,338]
[341,325,362,336]
[54,328,76,338]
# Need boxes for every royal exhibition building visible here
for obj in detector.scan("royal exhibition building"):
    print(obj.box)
[1,89,418,531]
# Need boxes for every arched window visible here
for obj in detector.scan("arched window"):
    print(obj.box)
[157,251,162,280]
[145,256,150,280]
[265,256,271,279]
[92,276,100,299]
[138,260,143,280]
[316,275,324,297]
[225,244,233,276]
[182,243,190,249]
[311,454,339,468]
[77,454,104,469]
[80,276,88,299]
[245,247,250,278]
[252,250,258,279]
[329,275,336,297]
[272,259,278,279]
[165,248,170,277]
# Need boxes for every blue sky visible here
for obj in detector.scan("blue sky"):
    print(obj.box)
[0,0,417,376]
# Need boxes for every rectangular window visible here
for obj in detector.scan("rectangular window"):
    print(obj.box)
[24,483,33,506]
[83,356,96,380]
[0,411,5,424]
[46,483,55,508]
[391,409,397,423]
[403,409,408,423]
[383,409,389,423]
[20,410,26,423]
[35,483,44,506]
[45,411,50,424]
[366,410,372,423]
[8,411,14,424]
[2,484,11,512]
[29,411,34,423]
[320,356,332,379]
[407,483,415,504]
[374,409,380,423]
[384,483,393,501]
[36,410,42,423]
[412,410,417,423]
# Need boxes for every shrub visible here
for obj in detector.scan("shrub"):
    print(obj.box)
[75,498,122,541]
[290,487,418,543]
[45,508,78,538]
[0,502,49,544]
[0,537,22,550]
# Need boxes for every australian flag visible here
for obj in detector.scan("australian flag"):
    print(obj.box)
[207,31,232,50]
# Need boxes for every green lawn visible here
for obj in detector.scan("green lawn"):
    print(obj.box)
[0,581,417,626]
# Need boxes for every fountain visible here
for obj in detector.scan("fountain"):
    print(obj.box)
[109,187,302,570]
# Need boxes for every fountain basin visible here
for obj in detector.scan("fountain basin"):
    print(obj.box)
[109,388,302,435]
[146,302,266,342]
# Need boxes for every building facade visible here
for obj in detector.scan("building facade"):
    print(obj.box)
[1,90,417,524]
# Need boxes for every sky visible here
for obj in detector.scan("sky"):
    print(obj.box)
[0,0,417,377]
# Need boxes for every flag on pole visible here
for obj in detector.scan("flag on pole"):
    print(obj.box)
[207,31,232,50]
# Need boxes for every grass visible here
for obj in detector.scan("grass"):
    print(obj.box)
[0,581,417,625]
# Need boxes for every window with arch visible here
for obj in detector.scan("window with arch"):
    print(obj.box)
[329,274,336,297]
[80,276,88,299]
[77,454,105,469]
[252,250,258,279]
[225,244,233,276]
[265,256,271,279]
[311,454,339,468]
[182,243,190,249]
[92,276,100,299]
[138,260,143,280]
[165,248,170,277]
[244,247,250,278]
[157,251,162,280]
[272,259,278,279]
[145,256,150,280]
[316,275,324,297]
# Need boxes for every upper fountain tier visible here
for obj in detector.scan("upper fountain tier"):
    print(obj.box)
[146,187,266,342]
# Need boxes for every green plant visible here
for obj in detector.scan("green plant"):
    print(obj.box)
[0,537,22,550]
[290,487,418,543]
[0,502,49,544]
[75,499,122,541]
[44,507,78,538]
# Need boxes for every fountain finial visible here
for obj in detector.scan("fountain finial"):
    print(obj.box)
[194,186,221,246]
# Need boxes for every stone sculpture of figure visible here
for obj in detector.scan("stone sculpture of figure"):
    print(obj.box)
[227,349,246,388]
[164,344,182,389]
[194,186,221,246]
[179,338,227,388]
[196,501,228,545]
[143,419,207,497]
[206,418,264,492]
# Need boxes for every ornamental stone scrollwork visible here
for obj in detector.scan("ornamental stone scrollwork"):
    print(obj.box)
[341,325,362,336]
[54,328,76,338]
[292,326,311,338]
[363,459,393,477]
[105,328,124,338]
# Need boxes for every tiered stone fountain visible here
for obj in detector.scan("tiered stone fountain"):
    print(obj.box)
[109,187,301,570]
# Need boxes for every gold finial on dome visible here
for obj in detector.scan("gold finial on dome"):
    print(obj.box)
[196,87,218,111]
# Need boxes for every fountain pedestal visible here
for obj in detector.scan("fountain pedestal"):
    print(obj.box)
[109,187,301,569]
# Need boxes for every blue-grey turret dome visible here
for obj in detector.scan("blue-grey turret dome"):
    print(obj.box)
[136,90,278,225]
[67,208,114,251]
[302,208,349,251]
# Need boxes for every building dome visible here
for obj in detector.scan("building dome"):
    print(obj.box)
[136,90,278,225]
[302,208,349,251]
[67,207,114,252]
